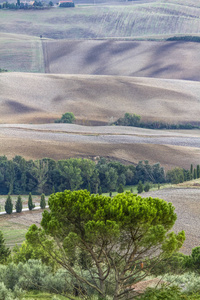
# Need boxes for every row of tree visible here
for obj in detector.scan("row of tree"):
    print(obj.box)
[0,156,166,195]
[4,193,46,214]
[113,112,200,130]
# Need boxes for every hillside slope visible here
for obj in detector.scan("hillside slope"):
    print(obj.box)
[1,1,200,39]
[0,124,200,169]
[1,72,200,124]
[43,39,200,80]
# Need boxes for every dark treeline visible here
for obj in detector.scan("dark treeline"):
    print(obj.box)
[0,156,166,195]
[113,113,200,130]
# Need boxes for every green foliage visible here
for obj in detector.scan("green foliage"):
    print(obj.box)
[117,183,124,193]
[15,195,22,213]
[114,112,141,126]
[139,285,183,300]
[5,194,13,214]
[113,113,199,130]
[0,231,10,264]
[54,112,75,124]
[28,193,35,211]
[166,167,184,184]
[26,190,185,298]
[144,182,150,192]
[137,180,144,193]
[40,193,46,209]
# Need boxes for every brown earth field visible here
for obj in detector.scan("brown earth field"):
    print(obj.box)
[1,72,200,124]
[0,124,200,170]
[43,39,200,81]
[144,188,200,255]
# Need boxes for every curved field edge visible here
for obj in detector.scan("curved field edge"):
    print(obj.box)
[1,1,200,39]
[0,33,44,73]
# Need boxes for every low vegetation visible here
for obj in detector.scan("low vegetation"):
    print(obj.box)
[113,113,200,130]
[54,112,75,124]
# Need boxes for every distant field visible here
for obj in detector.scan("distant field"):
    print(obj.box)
[0,209,43,247]
[0,124,200,169]
[43,39,200,80]
[1,72,200,124]
[1,1,200,39]
[0,33,44,72]
[145,188,200,255]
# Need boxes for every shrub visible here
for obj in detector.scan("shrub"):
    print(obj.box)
[55,112,75,124]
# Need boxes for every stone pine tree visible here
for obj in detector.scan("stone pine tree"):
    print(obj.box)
[26,190,185,299]
[0,230,10,263]
[15,195,22,213]
[28,193,35,211]
[40,193,46,209]
[5,194,13,214]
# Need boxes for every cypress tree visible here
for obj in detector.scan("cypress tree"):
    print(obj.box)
[118,184,124,193]
[99,187,102,195]
[194,168,197,180]
[197,165,200,179]
[28,192,35,211]
[144,182,150,192]
[137,181,144,194]
[190,164,193,178]
[5,194,13,214]
[15,195,22,213]
[0,231,10,263]
[40,193,46,209]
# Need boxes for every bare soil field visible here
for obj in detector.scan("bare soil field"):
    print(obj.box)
[1,72,200,124]
[144,188,200,255]
[0,124,200,170]
[43,39,200,81]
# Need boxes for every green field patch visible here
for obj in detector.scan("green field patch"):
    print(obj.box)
[0,33,44,72]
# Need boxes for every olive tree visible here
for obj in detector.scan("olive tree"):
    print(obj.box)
[26,190,185,299]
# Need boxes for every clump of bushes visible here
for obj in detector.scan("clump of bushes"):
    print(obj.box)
[113,113,200,130]
[54,112,75,124]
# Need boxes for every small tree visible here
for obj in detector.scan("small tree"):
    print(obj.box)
[144,182,150,192]
[5,194,13,214]
[40,194,46,209]
[137,181,144,193]
[28,193,35,211]
[55,112,75,124]
[117,183,124,193]
[15,195,22,213]
[0,231,10,263]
